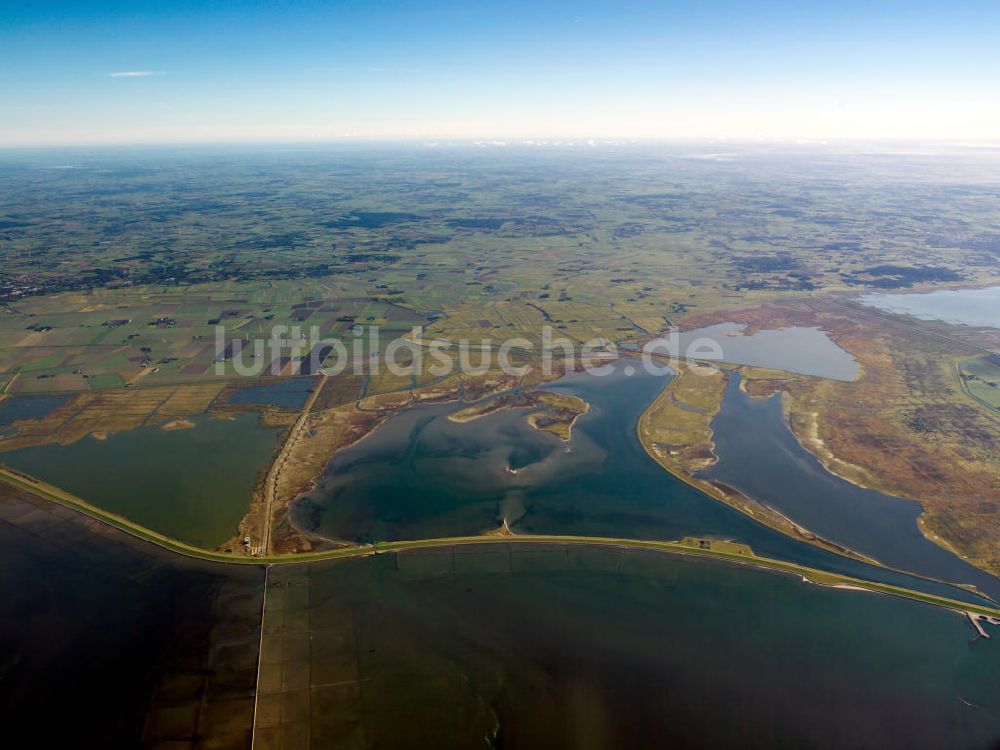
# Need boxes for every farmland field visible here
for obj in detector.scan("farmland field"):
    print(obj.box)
[960,354,1000,410]
[2,143,1000,747]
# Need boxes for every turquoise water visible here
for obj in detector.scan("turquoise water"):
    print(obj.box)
[860,286,1000,328]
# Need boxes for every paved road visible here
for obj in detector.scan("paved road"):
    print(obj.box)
[260,373,326,555]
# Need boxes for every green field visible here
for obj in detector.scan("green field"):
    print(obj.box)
[960,354,1000,410]
[3,147,1000,393]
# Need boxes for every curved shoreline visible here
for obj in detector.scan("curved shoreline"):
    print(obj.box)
[635,364,1000,606]
[2,465,998,620]
[635,362,878,564]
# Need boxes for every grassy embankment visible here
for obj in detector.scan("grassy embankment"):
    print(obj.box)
[2,465,998,620]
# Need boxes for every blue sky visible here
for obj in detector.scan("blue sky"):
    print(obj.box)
[2,0,999,145]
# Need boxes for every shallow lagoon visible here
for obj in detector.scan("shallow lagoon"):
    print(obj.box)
[294,363,997,603]
[653,323,859,380]
[859,285,1000,329]
[292,365,763,545]
[0,412,279,548]
[226,377,315,409]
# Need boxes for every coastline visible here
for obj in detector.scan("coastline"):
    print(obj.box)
[2,466,998,621]
[635,361,878,565]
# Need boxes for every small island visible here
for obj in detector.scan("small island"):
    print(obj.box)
[525,392,588,441]
[447,394,520,424]
[448,390,589,441]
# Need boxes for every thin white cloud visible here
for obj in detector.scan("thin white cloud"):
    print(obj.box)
[109,71,166,78]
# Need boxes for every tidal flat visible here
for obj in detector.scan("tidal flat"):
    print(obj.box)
[5,479,999,748]
[0,483,265,748]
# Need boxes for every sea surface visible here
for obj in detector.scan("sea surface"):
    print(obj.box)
[2,360,1000,745]
[257,545,1000,749]
[4,487,999,748]
[0,487,264,747]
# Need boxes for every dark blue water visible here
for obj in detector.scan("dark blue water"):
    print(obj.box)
[0,394,71,427]
[704,374,1000,600]
[260,547,1000,749]
[226,377,314,409]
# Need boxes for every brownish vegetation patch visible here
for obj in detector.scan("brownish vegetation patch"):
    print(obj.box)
[640,361,727,474]
[161,418,195,431]
[448,388,589,440]
[0,382,227,450]
[525,392,589,441]
[678,296,1000,577]
[449,394,519,423]
[636,361,863,558]
[263,404,387,554]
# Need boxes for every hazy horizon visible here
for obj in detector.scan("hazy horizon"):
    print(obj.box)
[3,138,1000,155]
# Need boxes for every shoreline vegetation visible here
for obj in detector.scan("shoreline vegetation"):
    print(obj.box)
[3,292,998,589]
[233,363,581,556]
[448,389,589,441]
[672,297,1000,579]
[637,359,876,564]
[1,290,997,601]
[2,465,998,622]
[4,305,996,584]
